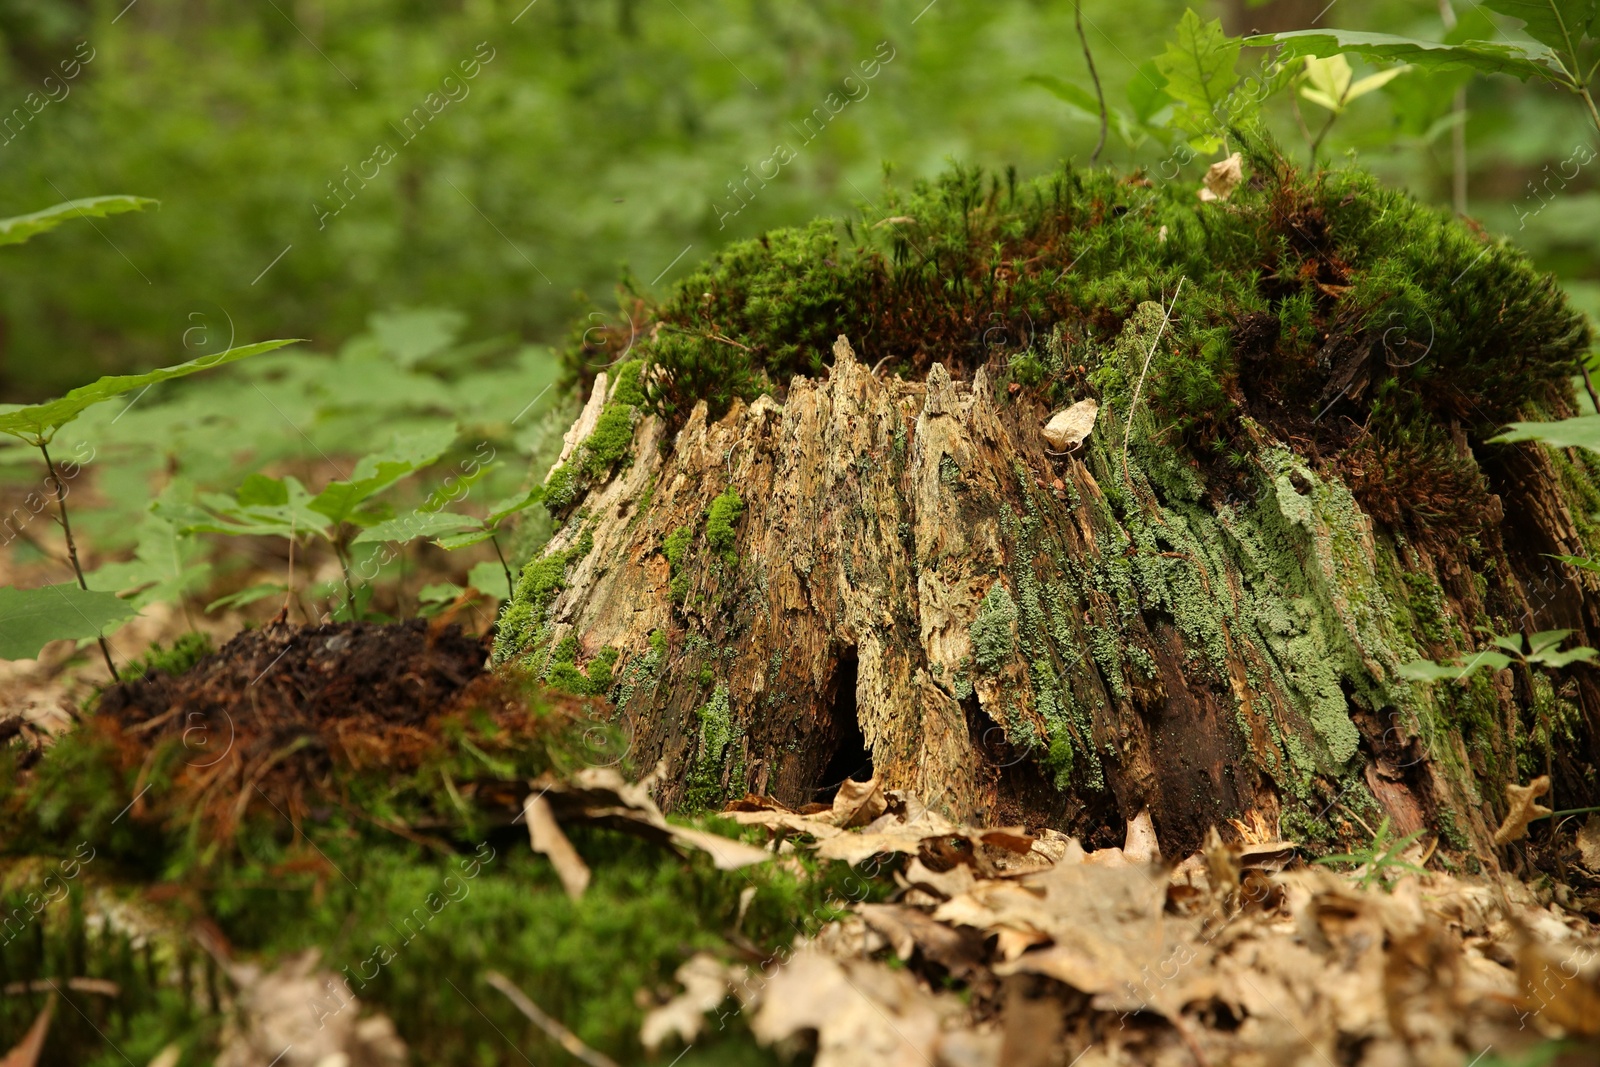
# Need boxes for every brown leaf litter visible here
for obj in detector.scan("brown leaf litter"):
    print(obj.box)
[625,780,1600,1066]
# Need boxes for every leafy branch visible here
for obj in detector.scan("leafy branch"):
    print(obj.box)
[0,196,300,675]
[1252,0,1600,138]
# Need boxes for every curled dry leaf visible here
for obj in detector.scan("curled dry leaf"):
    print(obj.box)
[1493,776,1552,846]
[1198,151,1243,202]
[524,792,590,900]
[531,766,771,870]
[1041,399,1098,452]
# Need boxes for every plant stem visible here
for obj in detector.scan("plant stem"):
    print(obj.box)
[491,533,515,599]
[1309,111,1338,164]
[39,442,119,680]
[1579,85,1600,141]
[1074,0,1107,164]
[333,539,357,619]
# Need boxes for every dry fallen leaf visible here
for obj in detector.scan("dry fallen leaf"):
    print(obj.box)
[525,792,591,900]
[532,767,772,870]
[1042,399,1099,452]
[1,997,52,1067]
[216,949,407,1067]
[1494,776,1552,846]
[640,953,746,1052]
[750,948,970,1067]
[1198,151,1243,202]
[1577,814,1600,873]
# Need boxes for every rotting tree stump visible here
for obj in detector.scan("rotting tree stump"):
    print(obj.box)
[492,161,1600,861]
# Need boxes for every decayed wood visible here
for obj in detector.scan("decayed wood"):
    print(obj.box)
[520,331,1600,858]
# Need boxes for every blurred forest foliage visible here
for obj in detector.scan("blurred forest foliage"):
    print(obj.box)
[0,0,1595,401]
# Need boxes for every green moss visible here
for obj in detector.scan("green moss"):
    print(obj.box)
[684,684,743,809]
[123,632,214,680]
[580,402,637,479]
[610,358,646,407]
[664,525,692,569]
[706,488,744,565]
[490,540,588,665]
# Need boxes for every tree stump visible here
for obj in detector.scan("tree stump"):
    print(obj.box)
[494,160,1600,860]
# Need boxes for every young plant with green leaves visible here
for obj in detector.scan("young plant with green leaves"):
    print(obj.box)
[1294,54,1412,163]
[1398,628,1598,682]
[352,461,540,598]
[1313,816,1429,890]
[171,425,456,618]
[1253,0,1600,138]
[0,196,299,675]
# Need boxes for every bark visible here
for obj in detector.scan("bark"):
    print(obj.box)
[502,320,1600,860]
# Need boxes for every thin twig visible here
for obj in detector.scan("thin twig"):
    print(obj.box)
[491,533,515,599]
[1074,0,1107,164]
[39,442,118,680]
[485,970,620,1067]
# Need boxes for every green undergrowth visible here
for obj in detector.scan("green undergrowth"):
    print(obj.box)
[0,683,882,1064]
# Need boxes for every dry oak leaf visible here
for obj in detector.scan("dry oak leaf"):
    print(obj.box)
[1494,776,1552,846]
[1198,151,1243,202]
[750,948,977,1067]
[640,952,747,1052]
[1042,399,1098,452]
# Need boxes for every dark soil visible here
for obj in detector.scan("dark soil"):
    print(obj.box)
[99,618,490,734]
[88,619,561,838]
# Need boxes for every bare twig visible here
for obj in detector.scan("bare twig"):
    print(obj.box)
[485,970,620,1067]
[1074,0,1107,164]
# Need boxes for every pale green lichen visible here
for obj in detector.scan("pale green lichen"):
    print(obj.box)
[970,582,1018,673]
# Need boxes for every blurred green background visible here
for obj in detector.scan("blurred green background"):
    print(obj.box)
[0,0,1594,401]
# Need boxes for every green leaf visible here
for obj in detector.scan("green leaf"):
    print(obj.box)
[1398,649,1514,681]
[351,511,478,545]
[1481,0,1595,69]
[435,529,495,550]
[0,338,303,445]
[1346,65,1411,103]
[1527,629,1573,654]
[1491,414,1600,451]
[1248,29,1562,83]
[1026,73,1107,116]
[485,488,541,525]
[178,475,331,540]
[307,424,457,527]
[366,307,467,368]
[1156,9,1242,116]
[421,462,499,513]
[0,583,138,660]
[1549,553,1600,575]
[0,196,157,247]
[86,512,211,610]
[1126,61,1173,126]
[206,583,288,614]
[467,560,513,599]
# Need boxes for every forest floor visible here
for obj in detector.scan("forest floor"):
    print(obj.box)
[3,611,1600,1066]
